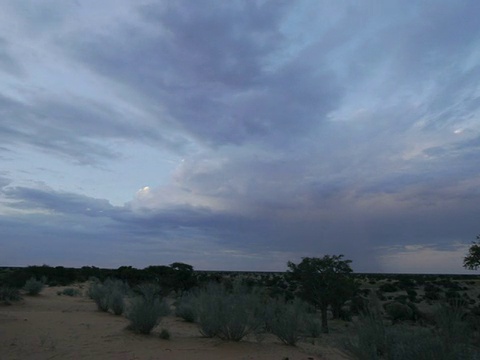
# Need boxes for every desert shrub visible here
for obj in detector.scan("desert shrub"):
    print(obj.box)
[126,295,169,334]
[387,324,479,360]
[445,289,460,299]
[88,279,128,314]
[396,277,416,290]
[344,304,480,360]
[343,307,388,360]
[393,294,408,304]
[193,283,223,338]
[193,282,263,341]
[106,279,128,315]
[406,289,417,302]
[385,325,448,360]
[175,292,197,322]
[376,290,387,301]
[24,277,45,296]
[58,288,81,296]
[159,328,171,340]
[305,315,323,338]
[434,303,469,347]
[384,302,413,323]
[109,290,125,315]
[0,286,22,304]
[424,291,440,301]
[88,282,110,312]
[423,283,442,301]
[350,295,368,315]
[136,283,163,300]
[266,298,310,345]
[379,283,398,293]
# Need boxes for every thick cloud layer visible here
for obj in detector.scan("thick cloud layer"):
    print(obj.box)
[0,1,479,272]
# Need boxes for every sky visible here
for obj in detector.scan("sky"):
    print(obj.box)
[0,1,479,274]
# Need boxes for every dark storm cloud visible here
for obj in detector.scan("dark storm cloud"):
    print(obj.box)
[2,186,118,217]
[0,91,190,164]
[61,1,340,148]
[0,93,118,164]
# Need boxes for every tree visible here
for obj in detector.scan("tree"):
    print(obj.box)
[463,235,480,270]
[287,255,354,333]
[169,262,196,293]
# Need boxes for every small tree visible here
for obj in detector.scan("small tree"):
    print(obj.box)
[463,235,480,270]
[287,255,354,333]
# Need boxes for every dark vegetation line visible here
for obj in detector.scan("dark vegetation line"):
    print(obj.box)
[2,264,479,289]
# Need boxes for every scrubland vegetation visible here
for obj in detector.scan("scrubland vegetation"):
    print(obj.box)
[2,255,480,359]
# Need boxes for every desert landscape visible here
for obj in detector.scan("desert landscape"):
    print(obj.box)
[0,282,348,360]
[2,264,480,360]
[2,2,480,359]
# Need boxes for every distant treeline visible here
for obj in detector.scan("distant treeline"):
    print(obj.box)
[1,264,478,293]
[0,263,200,293]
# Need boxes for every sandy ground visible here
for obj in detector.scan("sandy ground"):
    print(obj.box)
[0,285,350,360]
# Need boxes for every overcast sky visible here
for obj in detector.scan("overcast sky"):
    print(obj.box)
[1,1,479,273]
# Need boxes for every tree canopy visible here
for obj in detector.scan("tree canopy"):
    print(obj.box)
[287,254,354,333]
[464,235,480,270]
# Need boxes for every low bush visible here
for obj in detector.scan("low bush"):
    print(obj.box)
[343,307,388,359]
[88,282,110,312]
[109,290,125,315]
[406,289,417,302]
[175,292,197,322]
[126,296,169,334]
[57,288,81,297]
[267,298,310,345]
[87,279,128,314]
[379,283,398,293]
[344,304,480,360]
[434,303,469,347]
[305,314,323,338]
[193,282,263,341]
[384,302,413,323]
[0,286,22,304]
[24,277,45,296]
[136,283,162,303]
[159,328,171,340]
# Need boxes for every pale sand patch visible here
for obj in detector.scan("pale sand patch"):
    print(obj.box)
[0,285,350,360]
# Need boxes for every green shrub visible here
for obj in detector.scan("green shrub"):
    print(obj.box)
[0,286,22,304]
[88,279,128,314]
[305,315,323,338]
[88,282,110,312]
[136,283,162,303]
[24,277,45,296]
[385,325,445,360]
[384,302,413,323]
[126,296,169,334]
[406,289,417,302]
[175,292,197,322]
[193,282,263,341]
[267,298,309,345]
[109,290,125,315]
[379,283,398,293]
[344,304,480,360]
[58,288,81,296]
[434,303,469,348]
[343,307,388,360]
[159,328,171,340]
